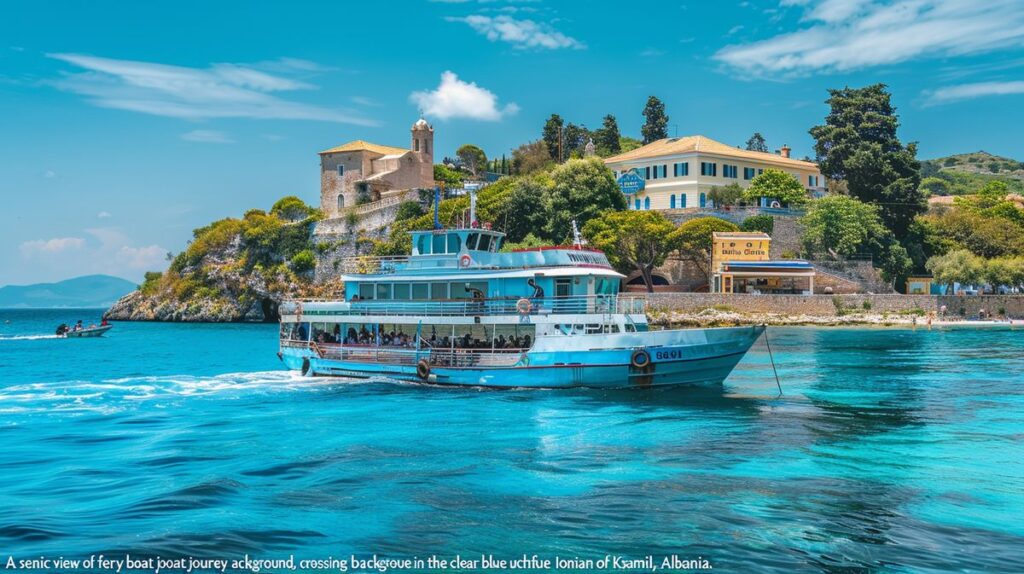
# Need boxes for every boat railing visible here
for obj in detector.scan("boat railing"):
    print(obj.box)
[336,255,411,275]
[283,339,526,368]
[285,295,646,317]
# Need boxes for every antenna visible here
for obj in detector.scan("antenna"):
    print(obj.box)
[433,186,442,230]
[469,188,478,228]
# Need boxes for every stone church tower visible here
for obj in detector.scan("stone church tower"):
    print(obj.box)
[411,118,434,186]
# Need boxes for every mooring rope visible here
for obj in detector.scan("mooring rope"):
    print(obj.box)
[763,325,783,396]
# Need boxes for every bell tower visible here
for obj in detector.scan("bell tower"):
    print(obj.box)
[411,117,434,187]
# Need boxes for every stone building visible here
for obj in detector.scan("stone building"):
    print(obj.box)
[318,118,434,219]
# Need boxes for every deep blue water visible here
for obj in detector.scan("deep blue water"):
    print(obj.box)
[1,308,1023,573]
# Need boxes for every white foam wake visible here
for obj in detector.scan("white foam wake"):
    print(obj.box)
[0,334,60,340]
[0,370,353,415]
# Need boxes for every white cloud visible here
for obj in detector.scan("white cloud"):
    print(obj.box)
[44,170,56,179]
[19,237,85,256]
[410,71,519,121]
[115,245,167,270]
[97,211,112,218]
[181,129,235,144]
[640,47,665,57]
[448,15,585,50]
[47,53,376,125]
[715,0,1024,77]
[924,80,1024,105]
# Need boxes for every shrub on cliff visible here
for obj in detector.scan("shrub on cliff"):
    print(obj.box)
[289,249,316,274]
[149,196,322,305]
[741,214,774,235]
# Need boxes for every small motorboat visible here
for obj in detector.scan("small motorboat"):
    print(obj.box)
[56,323,113,338]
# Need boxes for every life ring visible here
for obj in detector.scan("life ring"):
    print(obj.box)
[416,359,431,380]
[459,254,472,268]
[630,349,651,369]
[516,298,532,315]
[301,357,311,376]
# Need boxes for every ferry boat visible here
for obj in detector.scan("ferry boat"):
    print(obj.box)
[278,203,764,389]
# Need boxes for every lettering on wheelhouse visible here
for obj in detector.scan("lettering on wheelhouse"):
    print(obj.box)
[564,251,609,266]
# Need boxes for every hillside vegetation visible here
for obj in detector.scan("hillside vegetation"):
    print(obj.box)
[920,151,1024,196]
[106,197,341,322]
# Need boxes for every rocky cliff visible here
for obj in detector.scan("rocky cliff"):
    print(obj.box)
[105,197,343,322]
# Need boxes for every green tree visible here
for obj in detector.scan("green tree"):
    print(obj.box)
[619,136,643,153]
[583,210,680,292]
[544,158,626,242]
[501,233,547,252]
[926,249,984,292]
[674,217,740,280]
[801,195,888,258]
[741,214,775,234]
[456,144,487,177]
[708,183,744,207]
[641,96,669,144]
[809,83,923,237]
[742,168,809,206]
[480,174,550,243]
[511,140,552,175]
[919,176,951,196]
[542,114,564,162]
[433,164,463,189]
[395,200,425,222]
[745,132,768,153]
[270,196,319,222]
[594,114,622,156]
[562,123,591,158]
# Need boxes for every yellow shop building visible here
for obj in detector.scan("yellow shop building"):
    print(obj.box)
[710,232,816,294]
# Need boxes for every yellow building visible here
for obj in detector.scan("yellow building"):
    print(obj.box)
[711,232,816,294]
[604,135,825,211]
[906,276,934,295]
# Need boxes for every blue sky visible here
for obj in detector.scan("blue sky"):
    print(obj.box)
[3,0,1024,285]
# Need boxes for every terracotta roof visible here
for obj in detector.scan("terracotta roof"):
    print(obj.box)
[319,140,411,156]
[604,135,818,169]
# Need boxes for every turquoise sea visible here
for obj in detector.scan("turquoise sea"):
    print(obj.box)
[1,308,1022,573]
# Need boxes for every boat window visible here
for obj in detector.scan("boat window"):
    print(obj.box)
[603,324,620,333]
[447,233,461,254]
[358,283,375,300]
[478,234,492,252]
[585,324,603,334]
[393,284,411,300]
[376,283,392,300]
[466,232,479,250]
[625,323,637,332]
[432,234,447,254]
[417,234,429,255]
[452,281,487,299]
[491,236,502,251]
[412,283,429,299]
[430,282,449,299]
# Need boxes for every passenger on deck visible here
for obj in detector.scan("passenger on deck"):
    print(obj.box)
[527,279,544,301]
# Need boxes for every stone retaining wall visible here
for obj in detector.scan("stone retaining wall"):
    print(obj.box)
[646,293,1024,318]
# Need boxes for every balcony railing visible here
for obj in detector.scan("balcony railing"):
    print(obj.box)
[283,295,646,318]
[336,255,411,274]
[281,340,526,368]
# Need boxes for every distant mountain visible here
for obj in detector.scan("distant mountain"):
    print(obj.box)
[0,275,138,308]
[920,151,1024,195]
